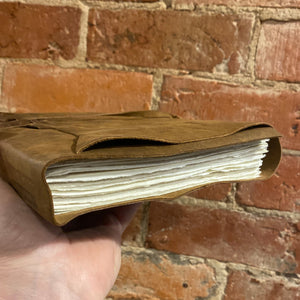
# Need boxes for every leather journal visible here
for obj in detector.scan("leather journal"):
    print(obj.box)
[0,111,281,226]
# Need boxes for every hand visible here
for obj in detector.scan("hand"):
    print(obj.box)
[0,178,138,300]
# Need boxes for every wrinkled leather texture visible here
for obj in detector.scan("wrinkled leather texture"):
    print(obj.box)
[0,111,281,226]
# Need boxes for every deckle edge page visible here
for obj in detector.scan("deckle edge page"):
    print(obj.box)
[46,139,269,214]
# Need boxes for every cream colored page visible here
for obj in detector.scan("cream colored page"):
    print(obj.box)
[46,139,269,214]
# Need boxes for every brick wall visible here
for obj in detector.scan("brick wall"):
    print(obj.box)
[0,1,299,299]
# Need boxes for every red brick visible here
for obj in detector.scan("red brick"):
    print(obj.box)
[0,3,81,60]
[256,22,300,83]
[159,76,300,150]
[237,155,300,212]
[108,249,216,299]
[147,202,300,273]
[188,183,232,202]
[174,0,300,8]
[224,270,300,300]
[87,10,253,74]
[1,64,152,113]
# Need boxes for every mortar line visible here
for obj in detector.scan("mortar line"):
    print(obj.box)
[0,62,9,113]
[247,12,261,81]
[283,149,300,156]
[79,0,167,10]
[121,245,300,285]
[140,202,151,247]
[0,62,4,95]
[2,0,299,16]
[175,3,300,19]
[171,195,300,221]
[2,0,85,7]
[76,1,89,63]
[151,70,164,110]
[1,57,299,92]
[84,62,300,91]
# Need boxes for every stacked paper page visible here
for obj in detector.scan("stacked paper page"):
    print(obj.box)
[46,139,269,214]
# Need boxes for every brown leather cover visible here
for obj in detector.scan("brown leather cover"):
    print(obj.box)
[0,111,281,226]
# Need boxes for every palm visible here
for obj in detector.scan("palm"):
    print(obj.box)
[0,179,137,300]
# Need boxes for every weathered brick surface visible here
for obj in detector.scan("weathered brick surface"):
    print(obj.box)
[188,183,232,202]
[256,22,300,83]
[237,155,300,212]
[1,1,300,299]
[159,76,300,150]
[87,10,254,74]
[108,249,216,299]
[0,3,81,60]
[147,202,300,273]
[224,270,300,300]
[173,0,300,8]
[1,64,152,113]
